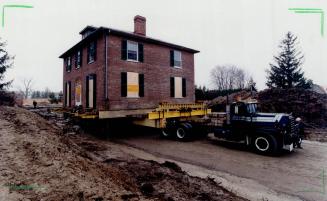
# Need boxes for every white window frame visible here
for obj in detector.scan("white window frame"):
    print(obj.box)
[173,50,182,68]
[127,40,139,62]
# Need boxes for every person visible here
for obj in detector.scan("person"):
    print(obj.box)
[295,117,304,149]
[33,100,37,109]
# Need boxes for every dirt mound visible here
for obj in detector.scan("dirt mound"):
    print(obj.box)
[258,88,327,127]
[0,106,247,201]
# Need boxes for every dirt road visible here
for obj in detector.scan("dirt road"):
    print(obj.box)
[115,133,327,201]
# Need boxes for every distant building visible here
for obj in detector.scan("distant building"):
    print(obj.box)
[59,15,199,112]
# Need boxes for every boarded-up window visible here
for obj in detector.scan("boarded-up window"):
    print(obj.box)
[75,79,82,106]
[86,74,96,108]
[121,72,144,98]
[174,77,183,98]
[127,72,139,98]
[170,77,185,98]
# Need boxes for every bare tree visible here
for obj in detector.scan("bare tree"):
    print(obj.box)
[20,78,33,99]
[246,76,257,91]
[210,65,249,91]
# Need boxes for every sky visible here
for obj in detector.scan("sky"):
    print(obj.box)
[1,0,327,92]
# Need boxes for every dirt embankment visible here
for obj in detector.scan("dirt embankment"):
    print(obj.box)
[0,106,247,201]
[258,88,327,128]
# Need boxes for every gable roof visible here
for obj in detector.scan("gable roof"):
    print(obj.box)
[59,26,199,58]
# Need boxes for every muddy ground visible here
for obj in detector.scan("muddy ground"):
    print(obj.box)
[0,106,247,201]
[305,128,327,142]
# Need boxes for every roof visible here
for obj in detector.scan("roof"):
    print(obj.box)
[59,26,200,58]
[79,25,97,34]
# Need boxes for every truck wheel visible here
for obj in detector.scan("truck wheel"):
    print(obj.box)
[161,128,172,138]
[176,123,192,141]
[253,135,277,155]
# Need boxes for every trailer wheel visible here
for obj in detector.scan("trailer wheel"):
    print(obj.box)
[176,123,192,141]
[161,128,172,138]
[253,135,277,155]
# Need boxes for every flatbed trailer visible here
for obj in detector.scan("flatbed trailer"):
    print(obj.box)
[63,101,302,155]
[64,103,212,140]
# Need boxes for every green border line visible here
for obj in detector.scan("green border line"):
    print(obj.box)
[2,5,33,27]
[289,8,325,37]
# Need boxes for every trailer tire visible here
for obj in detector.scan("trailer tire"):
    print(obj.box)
[161,128,173,138]
[253,135,278,155]
[176,123,192,141]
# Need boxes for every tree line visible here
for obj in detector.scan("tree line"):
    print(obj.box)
[200,31,312,100]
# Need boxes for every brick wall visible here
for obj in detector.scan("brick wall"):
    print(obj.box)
[63,33,195,111]
[63,34,106,110]
[107,35,195,110]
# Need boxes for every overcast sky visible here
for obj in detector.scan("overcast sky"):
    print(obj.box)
[1,0,327,91]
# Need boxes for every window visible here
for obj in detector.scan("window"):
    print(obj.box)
[66,57,72,72]
[75,50,82,68]
[127,41,138,61]
[87,41,96,63]
[170,77,186,98]
[121,40,144,62]
[170,50,182,68]
[75,79,82,106]
[86,74,96,108]
[121,72,144,98]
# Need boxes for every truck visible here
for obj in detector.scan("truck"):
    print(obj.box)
[65,100,302,155]
[209,101,301,154]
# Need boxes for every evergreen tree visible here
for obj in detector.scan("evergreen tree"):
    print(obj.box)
[266,32,312,89]
[0,38,13,90]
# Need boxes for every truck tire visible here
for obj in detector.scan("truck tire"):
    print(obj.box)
[253,135,278,155]
[176,123,192,141]
[161,128,173,138]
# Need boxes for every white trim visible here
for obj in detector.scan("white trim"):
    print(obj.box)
[127,59,139,63]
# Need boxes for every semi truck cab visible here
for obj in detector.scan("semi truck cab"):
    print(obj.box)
[213,101,301,154]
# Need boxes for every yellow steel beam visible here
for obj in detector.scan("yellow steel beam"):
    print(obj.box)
[148,109,211,120]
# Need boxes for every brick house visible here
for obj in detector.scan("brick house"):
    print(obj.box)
[59,15,199,116]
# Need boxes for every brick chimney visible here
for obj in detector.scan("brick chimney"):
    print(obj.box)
[134,15,146,36]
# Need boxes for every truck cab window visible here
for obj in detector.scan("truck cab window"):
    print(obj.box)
[247,104,257,114]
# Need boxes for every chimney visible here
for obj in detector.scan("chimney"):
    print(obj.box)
[134,15,146,36]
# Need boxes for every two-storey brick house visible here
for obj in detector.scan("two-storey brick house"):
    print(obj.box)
[59,15,199,117]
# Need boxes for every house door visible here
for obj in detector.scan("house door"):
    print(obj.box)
[86,74,96,108]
